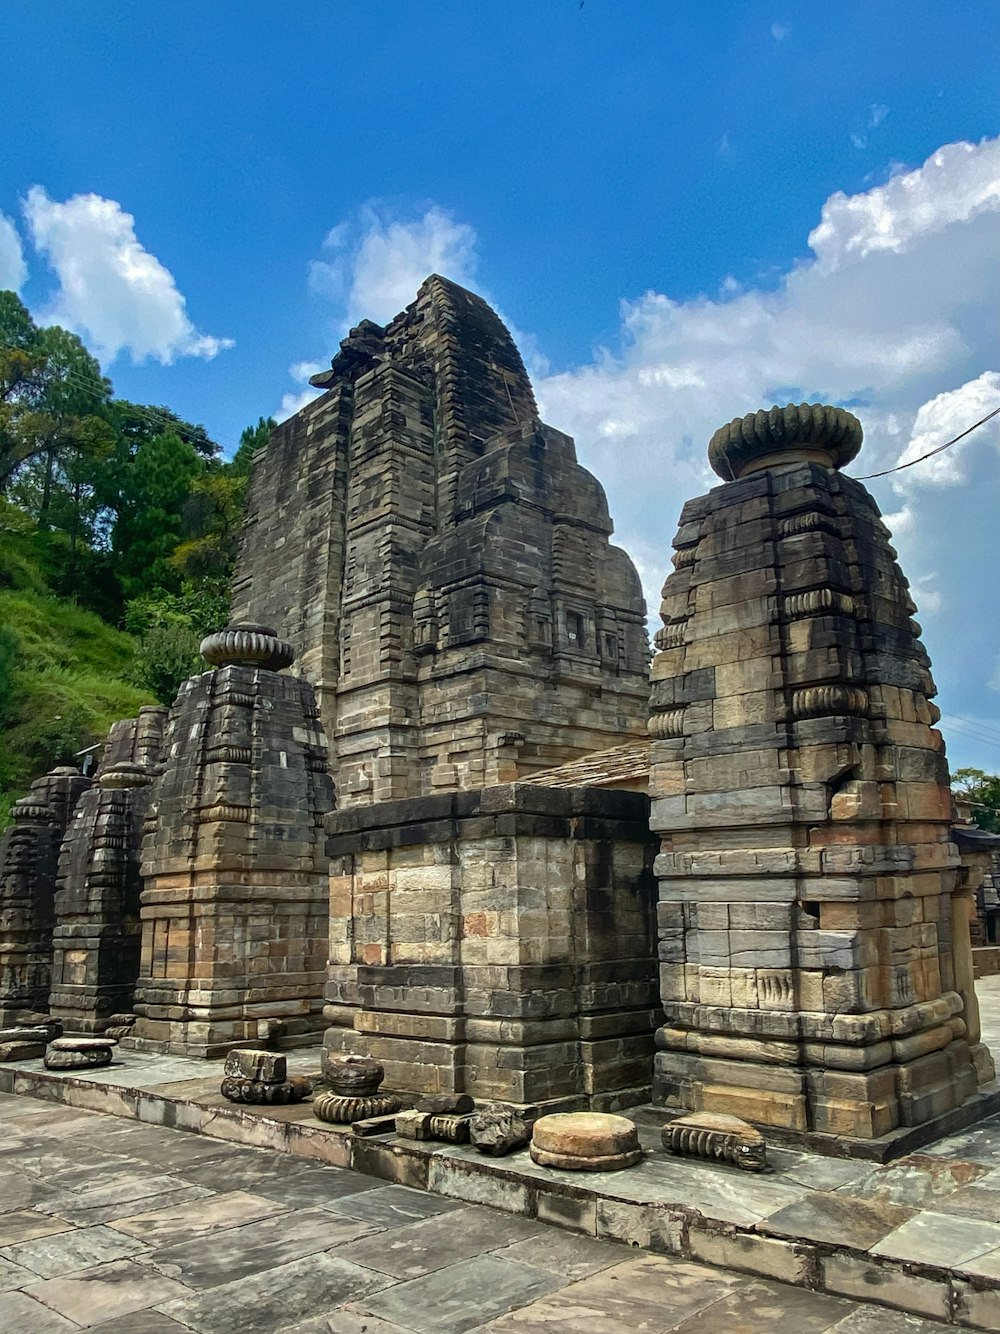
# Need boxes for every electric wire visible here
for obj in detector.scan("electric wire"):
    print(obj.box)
[856,404,1000,480]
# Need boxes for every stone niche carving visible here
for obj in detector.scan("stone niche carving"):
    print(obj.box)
[127,624,333,1058]
[49,707,168,1034]
[649,403,989,1149]
[0,768,92,1025]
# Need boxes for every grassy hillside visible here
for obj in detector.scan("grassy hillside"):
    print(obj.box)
[0,519,153,823]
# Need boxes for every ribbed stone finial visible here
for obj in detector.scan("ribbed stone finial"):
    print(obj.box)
[200,623,295,671]
[708,403,863,480]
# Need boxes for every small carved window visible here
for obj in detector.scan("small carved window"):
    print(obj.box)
[603,633,617,660]
[566,611,585,650]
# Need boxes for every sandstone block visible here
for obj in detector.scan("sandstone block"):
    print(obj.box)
[530,1111,642,1171]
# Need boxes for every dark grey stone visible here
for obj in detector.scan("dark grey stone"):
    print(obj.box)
[359,1253,565,1334]
[156,1252,395,1334]
[328,1185,465,1230]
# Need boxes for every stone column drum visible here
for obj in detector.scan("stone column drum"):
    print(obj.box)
[650,404,991,1148]
[128,625,333,1057]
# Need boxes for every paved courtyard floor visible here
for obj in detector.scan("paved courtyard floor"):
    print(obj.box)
[0,1091,953,1334]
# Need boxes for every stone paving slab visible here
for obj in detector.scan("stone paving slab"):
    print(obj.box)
[6,1050,1000,1327]
[0,1091,966,1334]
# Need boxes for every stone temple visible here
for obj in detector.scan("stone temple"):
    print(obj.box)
[231,274,650,804]
[1,277,997,1155]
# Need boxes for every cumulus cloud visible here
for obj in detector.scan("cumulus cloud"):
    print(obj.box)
[532,136,1000,764]
[890,372,1000,489]
[23,187,233,365]
[770,22,789,40]
[0,213,27,292]
[309,202,479,330]
[276,360,325,422]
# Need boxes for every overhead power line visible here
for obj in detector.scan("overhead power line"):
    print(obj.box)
[857,403,1000,480]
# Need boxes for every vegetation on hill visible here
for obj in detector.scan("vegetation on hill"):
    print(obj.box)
[0,289,273,825]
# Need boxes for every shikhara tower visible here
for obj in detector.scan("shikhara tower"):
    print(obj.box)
[231,275,649,805]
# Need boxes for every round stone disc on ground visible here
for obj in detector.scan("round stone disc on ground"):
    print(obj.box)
[529,1111,642,1171]
[44,1036,117,1070]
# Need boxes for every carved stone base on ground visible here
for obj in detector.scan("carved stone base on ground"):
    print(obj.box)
[220,1074,311,1105]
[44,1037,115,1070]
[661,1112,767,1172]
[312,1089,401,1124]
[530,1111,642,1171]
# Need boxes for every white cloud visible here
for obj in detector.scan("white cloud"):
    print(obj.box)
[0,213,27,292]
[771,22,789,40]
[22,187,233,365]
[532,135,1000,765]
[309,203,479,331]
[275,360,325,422]
[890,372,1000,489]
[808,138,1000,271]
[869,104,890,128]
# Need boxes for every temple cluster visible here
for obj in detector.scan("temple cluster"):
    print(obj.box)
[0,277,995,1157]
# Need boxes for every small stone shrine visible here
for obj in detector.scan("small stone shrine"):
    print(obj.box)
[649,403,993,1147]
[49,707,167,1034]
[127,624,333,1057]
[0,767,92,1026]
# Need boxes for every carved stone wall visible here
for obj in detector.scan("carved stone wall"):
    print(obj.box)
[49,707,168,1034]
[649,404,986,1147]
[0,768,92,1024]
[232,275,648,805]
[128,626,333,1057]
[323,784,659,1110]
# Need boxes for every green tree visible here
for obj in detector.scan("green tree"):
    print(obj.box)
[230,414,273,476]
[113,430,203,598]
[953,768,1000,834]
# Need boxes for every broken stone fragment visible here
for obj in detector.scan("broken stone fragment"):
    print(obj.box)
[661,1111,767,1172]
[469,1105,531,1156]
[0,1026,60,1044]
[0,1040,46,1061]
[395,1109,471,1143]
[224,1048,287,1084]
[414,1093,475,1116]
[529,1112,642,1171]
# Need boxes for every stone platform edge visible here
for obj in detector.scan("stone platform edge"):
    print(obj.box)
[5,1066,1000,1329]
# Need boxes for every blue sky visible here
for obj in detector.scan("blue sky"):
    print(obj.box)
[3,2,1000,768]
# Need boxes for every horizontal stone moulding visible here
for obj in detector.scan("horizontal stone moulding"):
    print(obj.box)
[791,686,869,720]
[777,510,841,539]
[195,804,252,823]
[648,709,685,739]
[783,589,855,619]
[205,746,253,764]
[654,620,688,651]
